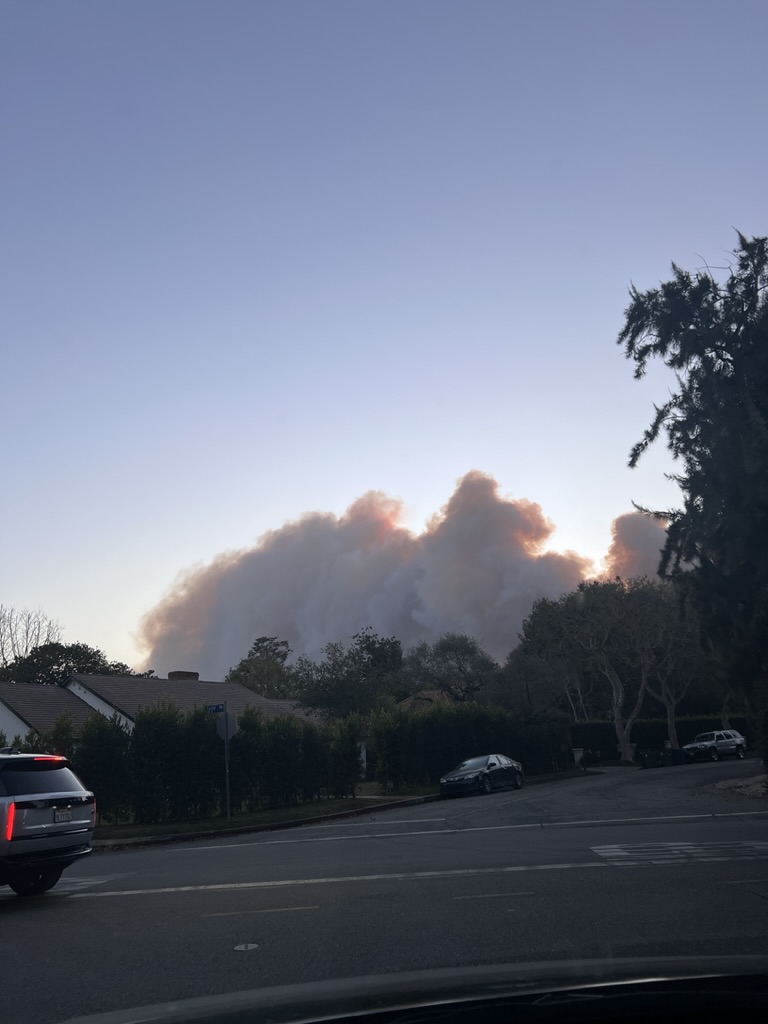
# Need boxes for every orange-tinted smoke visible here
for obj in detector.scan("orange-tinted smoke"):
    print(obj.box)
[603,511,667,580]
[138,471,636,678]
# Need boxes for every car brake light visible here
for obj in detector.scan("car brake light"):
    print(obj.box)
[33,755,66,762]
[5,802,15,841]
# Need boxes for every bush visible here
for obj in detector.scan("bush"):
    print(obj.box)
[131,702,185,823]
[73,713,132,822]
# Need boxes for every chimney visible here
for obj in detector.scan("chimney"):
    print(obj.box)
[168,670,199,681]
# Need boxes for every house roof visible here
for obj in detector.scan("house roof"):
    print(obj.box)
[0,682,100,735]
[68,674,319,725]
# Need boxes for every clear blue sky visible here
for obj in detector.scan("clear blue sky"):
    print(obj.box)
[2,0,766,668]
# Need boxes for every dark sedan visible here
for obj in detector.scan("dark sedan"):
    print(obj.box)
[440,754,524,797]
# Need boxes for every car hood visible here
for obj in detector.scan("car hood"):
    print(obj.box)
[59,956,768,1024]
[442,767,483,779]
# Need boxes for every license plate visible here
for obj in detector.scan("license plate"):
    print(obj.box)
[54,808,72,823]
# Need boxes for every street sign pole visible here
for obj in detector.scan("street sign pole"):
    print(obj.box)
[223,701,231,822]
[206,702,232,822]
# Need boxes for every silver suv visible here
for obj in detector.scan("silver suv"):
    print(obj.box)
[0,749,95,897]
[682,730,747,762]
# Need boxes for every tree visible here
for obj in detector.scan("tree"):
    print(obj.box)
[494,647,602,723]
[0,606,61,668]
[293,629,403,719]
[225,636,295,699]
[618,233,768,713]
[643,584,708,749]
[404,633,498,703]
[520,579,670,761]
[0,642,136,686]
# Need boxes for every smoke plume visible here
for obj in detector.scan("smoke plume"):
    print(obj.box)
[139,471,599,678]
[603,511,668,580]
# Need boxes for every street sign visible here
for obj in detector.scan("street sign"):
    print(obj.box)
[206,703,225,714]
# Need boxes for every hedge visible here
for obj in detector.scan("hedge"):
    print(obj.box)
[12,705,362,824]
[371,703,570,789]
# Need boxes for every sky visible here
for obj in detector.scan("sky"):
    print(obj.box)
[2,0,766,674]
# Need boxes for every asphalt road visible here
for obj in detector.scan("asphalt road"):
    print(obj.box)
[3,759,768,1024]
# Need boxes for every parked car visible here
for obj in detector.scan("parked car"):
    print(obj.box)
[440,754,524,797]
[682,730,747,762]
[0,749,95,897]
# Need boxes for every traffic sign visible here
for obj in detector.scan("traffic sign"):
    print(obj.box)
[206,703,225,714]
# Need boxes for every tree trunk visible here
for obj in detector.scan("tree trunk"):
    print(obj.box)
[720,689,732,729]
[666,700,679,750]
[603,661,646,762]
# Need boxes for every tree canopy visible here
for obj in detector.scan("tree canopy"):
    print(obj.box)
[0,641,141,686]
[619,233,768,707]
[225,636,294,699]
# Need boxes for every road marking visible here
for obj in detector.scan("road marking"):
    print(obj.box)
[724,879,768,885]
[181,825,541,850]
[179,810,768,852]
[452,891,535,900]
[593,841,768,865]
[203,905,319,917]
[68,862,609,899]
[55,875,131,893]
[308,818,446,828]
[65,841,768,902]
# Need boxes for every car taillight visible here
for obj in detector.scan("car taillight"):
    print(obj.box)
[33,756,66,762]
[5,802,15,841]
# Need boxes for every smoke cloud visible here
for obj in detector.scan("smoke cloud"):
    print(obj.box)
[603,511,668,580]
[139,473,665,679]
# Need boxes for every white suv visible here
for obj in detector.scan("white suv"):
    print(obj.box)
[0,749,95,897]
[682,730,747,762]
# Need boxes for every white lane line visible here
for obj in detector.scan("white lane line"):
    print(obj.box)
[180,824,539,851]
[203,905,320,917]
[67,862,609,899]
[307,818,447,828]
[452,891,535,900]
[55,874,132,893]
[179,810,768,853]
[724,879,768,885]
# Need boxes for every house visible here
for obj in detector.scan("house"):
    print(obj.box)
[0,682,100,743]
[0,671,318,745]
[64,672,318,732]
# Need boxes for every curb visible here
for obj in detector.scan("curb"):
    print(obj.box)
[91,770,603,852]
[92,794,442,851]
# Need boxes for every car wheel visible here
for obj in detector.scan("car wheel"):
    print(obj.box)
[709,748,719,761]
[481,775,493,795]
[9,868,63,897]
[737,746,745,759]
[513,771,524,790]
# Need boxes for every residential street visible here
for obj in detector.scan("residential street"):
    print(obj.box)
[3,759,768,1024]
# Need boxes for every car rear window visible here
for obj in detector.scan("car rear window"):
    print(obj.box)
[0,761,85,796]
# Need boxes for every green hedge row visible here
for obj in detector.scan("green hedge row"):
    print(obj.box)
[4,703,362,824]
[370,704,571,789]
